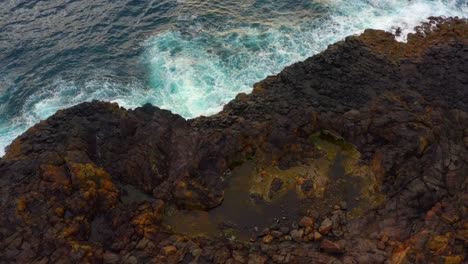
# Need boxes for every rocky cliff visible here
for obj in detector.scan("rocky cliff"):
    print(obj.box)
[0,17,467,264]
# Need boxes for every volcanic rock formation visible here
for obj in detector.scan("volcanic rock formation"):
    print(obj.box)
[1,17,467,263]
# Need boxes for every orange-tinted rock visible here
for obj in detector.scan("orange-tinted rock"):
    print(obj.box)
[40,165,70,185]
[161,246,177,256]
[0,17,466,264]
[444,255,463,264]
[262,235,274,244]
[428,235,449,255]
[299,216,314,228]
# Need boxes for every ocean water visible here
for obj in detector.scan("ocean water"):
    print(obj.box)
[0,0,467,156]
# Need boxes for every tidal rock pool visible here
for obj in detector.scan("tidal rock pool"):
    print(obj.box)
[163,131,385,240]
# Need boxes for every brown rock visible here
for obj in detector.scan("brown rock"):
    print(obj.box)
[299,216,314,227]
[290,229,304,242]
[161,246,177,256]
[103,251,120,264]
[248,253,267,264]
[40,165,70,185]
[381,235,389,243]
[214,248,231,263]
[232,250,246,263]
[441,213,459,224]
[319,218,333,234]
[444,255,463,264]
[270,230,283,238]
[343,256,357,264]
[314,231,323,241]
[320,239,343,254]
[377,241,386,250]
[381,227,402,240]
[125,256,138,264]
[262,235,273,244]
[428,235,448,255]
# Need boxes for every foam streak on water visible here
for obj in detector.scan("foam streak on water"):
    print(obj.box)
[0,0,467,156]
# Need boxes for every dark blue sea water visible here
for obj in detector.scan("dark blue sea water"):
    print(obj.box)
[0,0,467,155]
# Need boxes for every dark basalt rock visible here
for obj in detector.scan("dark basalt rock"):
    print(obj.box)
[0,17,467,263]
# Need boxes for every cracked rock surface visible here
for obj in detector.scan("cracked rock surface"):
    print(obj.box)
[1,17,467,263]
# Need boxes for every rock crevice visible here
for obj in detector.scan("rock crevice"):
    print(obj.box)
[0,17,467,263]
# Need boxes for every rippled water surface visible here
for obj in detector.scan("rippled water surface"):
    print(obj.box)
[0,0,467,155]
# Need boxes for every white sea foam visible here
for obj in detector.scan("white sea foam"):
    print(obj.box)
[144,0,467,118]
[0,0,467,156]
[0,79,149,156]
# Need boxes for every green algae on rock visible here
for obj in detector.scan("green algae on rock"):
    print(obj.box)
[163,131,386,240]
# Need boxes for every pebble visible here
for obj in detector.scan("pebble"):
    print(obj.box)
[320,239,343,254]
[340,201,348,210]
[271,231,283,238]
[262,235,274,244]
[299,216,314,228]
[103,251,120,263]
[279,226,290,234]
[161,246,177,256]
[314,231,323,241]
[290,229,304,242]
[319,218,333,234]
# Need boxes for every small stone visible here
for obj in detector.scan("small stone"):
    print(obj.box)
[320,239,343,254]
[377,241,386,250]
[296,177,305,185]
[381,235,389,243]
[343,256,357,264]
[55,207,64,217]
[444,255,463,264]
[270,231,283,238]
[332,230,344,237]
[299,216,314,227]
[269,178,283,196]
[8,235,23,249]
[232,251,246,263]
[190,248,201,258]
[441,213,459,224]
[136,238,150,249]
[319,218,333,234]
[314,231,323,241]
[103,251,120,264]
[344,109,360,119]
[125,256,138,264]
[290,229,304,242]
[262,235,274,244]
[369,232,380,240]
[279,226,289,234]
[333,205,341,210]
[339,201,348,210]
[305,226,313,235]
[426,210,435,218]
[161,246,177,255]
[284,235,292,241]
[428,235,448,255]
[248,253,268,264]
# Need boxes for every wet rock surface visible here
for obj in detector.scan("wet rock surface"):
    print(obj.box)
[1,17,467,263]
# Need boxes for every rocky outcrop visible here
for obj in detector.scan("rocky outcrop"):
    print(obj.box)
[0,17,467,263]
